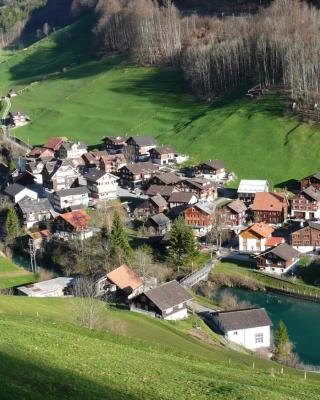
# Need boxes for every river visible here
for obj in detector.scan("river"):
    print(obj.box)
[215,287,320,365]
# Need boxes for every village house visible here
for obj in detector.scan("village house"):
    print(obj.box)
[130,280,192,320]
[252,192,288,224]
[237,179,269,204]
[26,161,44,184]
[146,213,171,235]
[17,277,75,297]
[148,172,181,186]
[168,191,198,210]
[97,265,143,299]
[43,137,68,152]
[196,160,228,181]
[149,146,176,165]
[256,243,300,275]
[99,154,127,173]
[136,195,168,217]
[239,222,274,253]
[4,183,38,203]
[13,171,36,187]
[27,229,52,250]
[212,308,272,350]
[219,199,247,227]
[291,186,320,220]
[52,186,90,212]
[300,172,320,191]
[125,136,157,161]
[84,170,118,200]
[58,141,87,159]
[103,136,127,154]
[28,147,54,160]
[265,236,285,248]
[42,160,79,191]
[175,178,216,201]
[9,111,30,127]
[183,201,216,236]
[145,185,176,199]
[17,198,54,228]
[119,163,159,188]
[290,221,320,253]
[53,210,92,240]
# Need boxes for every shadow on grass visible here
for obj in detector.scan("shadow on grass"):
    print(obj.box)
[0,350,154,400]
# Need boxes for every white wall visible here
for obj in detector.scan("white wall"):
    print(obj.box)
[164,308,188,321]
[239,236,267,253]
[226,325,271,350]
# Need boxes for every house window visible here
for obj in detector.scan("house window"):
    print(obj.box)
[255,333,263,343]
[233,331,238,335]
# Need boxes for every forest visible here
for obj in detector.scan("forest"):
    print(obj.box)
[92,0,320,111]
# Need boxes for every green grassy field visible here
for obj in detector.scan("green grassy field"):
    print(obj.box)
[0,296,319,400]
[1,15,320,186]
[0,256,36,288]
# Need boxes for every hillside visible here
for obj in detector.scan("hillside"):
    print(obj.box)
[0,296,319,400]
[0,256,36,288]
[2,15,320,186]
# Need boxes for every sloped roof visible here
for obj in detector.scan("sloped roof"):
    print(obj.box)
[302,186,320,201]
[151,146,176,155]
[5,183,34,197]
[107,265,143,291]
[18,198,53,214]
[201,160,227,170]
[252,192,286,212]
[127,135,156,147]
[60,141,87,151]
[146,185,175,198]
[265,237,285,247]
[153,172,181,185]
[194,201,216,215]
[240,223,274,238]
[168,191,196,204]
[58,210,91,228]
[125,162,159,174]
[104,135,126,144]
[184,177,214,190]
[84,170,107,182]
[238,179,269,194]
[308,221,320,231]
[55,186,89,197]
[214,308,272,332]
[44,137,68,151]
[28,229,51,240]
[226,199,247,214]
[268,243,300,261]
[150,195,167,208]
[149,213,171,226]
[144,280,192,311]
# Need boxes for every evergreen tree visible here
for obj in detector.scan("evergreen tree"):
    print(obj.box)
[273,321,297,364]
[110,210,131,265]
[4,206,20,245]
[168,217,198,271]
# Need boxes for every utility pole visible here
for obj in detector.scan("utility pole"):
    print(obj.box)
[29,238,37,273]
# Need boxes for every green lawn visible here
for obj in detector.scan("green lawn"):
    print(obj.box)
[0,256,36,289]
[0,296,319,399]
[1,16,320,186]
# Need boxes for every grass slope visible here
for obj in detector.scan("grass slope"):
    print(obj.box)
[0,256,36,288]
[0,296,319,400]
[1,15,320,185]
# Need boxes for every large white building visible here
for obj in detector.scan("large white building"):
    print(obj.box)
[84,170,118,200]
[212,308,272,350]
[238,179,269,204]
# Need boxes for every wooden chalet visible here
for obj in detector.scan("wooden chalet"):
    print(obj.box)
[103,136,127,154]
[256,243,300,275]
[219,199,247,227]
[291,186,320,220]
[300,172,320,191]
[252,192,288,224]
[290,221,320,253]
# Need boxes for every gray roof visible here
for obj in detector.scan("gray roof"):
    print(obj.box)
[125,162,158,175]
[128,135,156,147]
[214,308,272,332]
[201,160,227,170]
[144,280,192,311]
[195,201,216,215]
[5,183,30,197]
[150,146,176,155]
[311,172,320,180]
[302,186,320,201]
[18,198,53,213]
[153,172,181,185]
[226,199,247,214]
[269,243,300,261]
[55,186,89,197]
[308,221,320,231]
[84,170,107,182]
[149,213,170,226]
[146,185,175,197]
[150,195,167,208]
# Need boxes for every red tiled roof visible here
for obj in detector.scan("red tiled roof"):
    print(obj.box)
[265,237,285,247]
[59,210,90,229]
[44,137,68,151]
[107,265,143,291]
[252,192,287,212]
[240,223,274,239]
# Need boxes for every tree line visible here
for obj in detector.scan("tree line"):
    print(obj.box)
[93,0,320,107]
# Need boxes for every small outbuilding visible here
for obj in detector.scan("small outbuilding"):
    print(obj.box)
[17,277,74,297]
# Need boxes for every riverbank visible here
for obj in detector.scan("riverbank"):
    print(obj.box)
[211,262,320,303]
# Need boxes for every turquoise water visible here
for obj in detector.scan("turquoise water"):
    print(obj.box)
[216,287,320,365]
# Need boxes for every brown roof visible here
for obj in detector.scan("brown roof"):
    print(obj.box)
[265,243,300,261]
[59,210,90,229]
[144,280,192,311]
[213,308,272,332]
[240,223,274,238]
[184,178,214,190]
[29,229,51,240]
[107,265,143,291]
[150,195,167,208]
[201,160,227,171]
[104,136,126,145]
[125,162,159,175]
[152,172,181,185]
[151,146,176,155]
[252,192,287,212]
[302,186,320,202]
[226,199,247,214]
[168,191,196,204]
[146,185,175,198]
[29,147,54,157]
[44,137,68,151]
